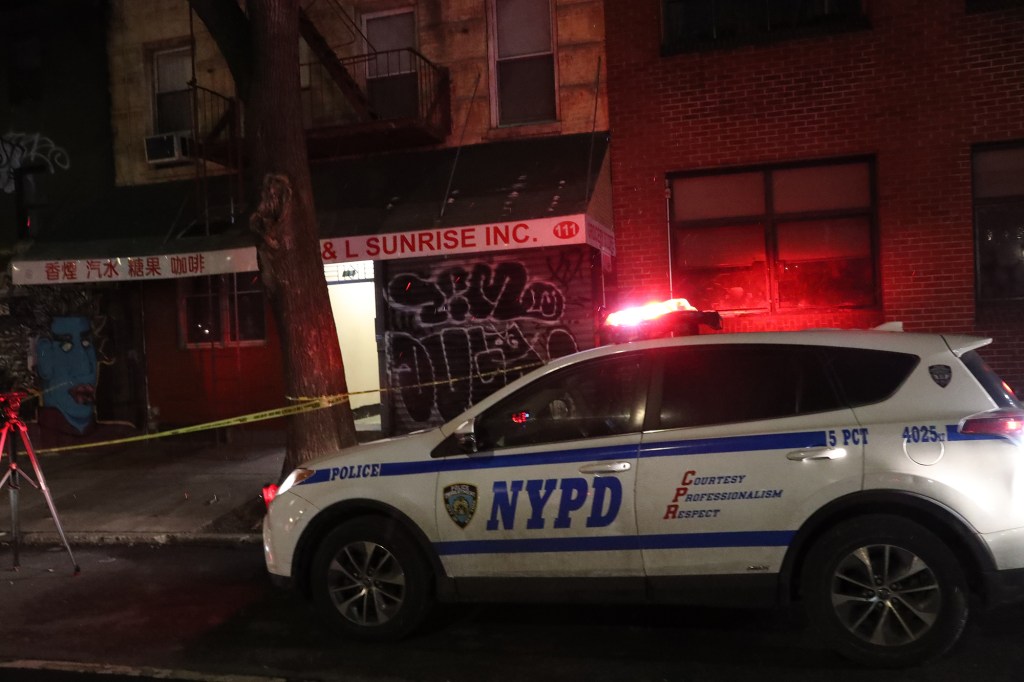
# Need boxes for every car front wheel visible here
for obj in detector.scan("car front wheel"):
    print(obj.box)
[802,514,968,667]
[311,517,433,640]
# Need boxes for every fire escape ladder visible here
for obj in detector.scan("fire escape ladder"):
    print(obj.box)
[298,9,377,122]
[186,82,245,236]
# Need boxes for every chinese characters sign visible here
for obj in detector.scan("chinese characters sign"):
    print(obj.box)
[12,247,258,285]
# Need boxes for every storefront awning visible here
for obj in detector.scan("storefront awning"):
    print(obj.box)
[9,132,614,284]
[314,131,615,263]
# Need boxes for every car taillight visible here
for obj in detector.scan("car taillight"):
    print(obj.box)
[958,408,1024,440]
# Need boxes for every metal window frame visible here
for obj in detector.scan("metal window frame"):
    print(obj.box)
[178,273,268,349]
[487,0,560,128]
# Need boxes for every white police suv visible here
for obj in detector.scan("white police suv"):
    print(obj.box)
[263,327,1024,667]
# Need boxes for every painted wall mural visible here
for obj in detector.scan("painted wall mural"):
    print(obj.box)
[35,315,100,435]
[0,131,71,194]
[385,249,596,432]
[0,282,133,446]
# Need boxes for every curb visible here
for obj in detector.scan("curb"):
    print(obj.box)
[1,659,290,681]
[1,530,262,548]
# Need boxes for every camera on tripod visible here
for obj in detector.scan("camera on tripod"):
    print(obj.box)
[0,387,79,574]
[0,391,29,422]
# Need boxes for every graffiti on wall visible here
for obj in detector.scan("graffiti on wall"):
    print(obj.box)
[1,132,71,194]
[385,252,591,429]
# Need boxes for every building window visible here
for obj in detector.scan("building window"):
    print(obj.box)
[974,143,1024,301]
[364,8,418,120]
[180,272,266,347]
[669,158,876,313]
[7,38,42,105]
[966,0,1024,13]
[299,38,311,90]
[490,0,557,126]
[662,0,868,53]
[153,46,192,134]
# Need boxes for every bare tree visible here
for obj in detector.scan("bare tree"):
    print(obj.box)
[189,0,356,474]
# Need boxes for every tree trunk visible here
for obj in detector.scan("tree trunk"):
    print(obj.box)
[193,0,357,474]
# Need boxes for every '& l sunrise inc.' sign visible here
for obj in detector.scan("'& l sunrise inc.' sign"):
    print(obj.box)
[320,215,614,264]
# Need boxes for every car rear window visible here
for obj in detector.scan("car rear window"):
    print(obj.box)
[820,347,920,407]
[654,344,844,430]
[961,350,1022,408]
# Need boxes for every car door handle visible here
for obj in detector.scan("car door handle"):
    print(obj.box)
[786,447,847,461]
[579,461,632,474]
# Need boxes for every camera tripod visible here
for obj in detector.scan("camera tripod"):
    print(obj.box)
[0,392,79,574]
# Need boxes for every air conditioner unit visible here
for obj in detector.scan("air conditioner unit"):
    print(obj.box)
[144,132,192,165]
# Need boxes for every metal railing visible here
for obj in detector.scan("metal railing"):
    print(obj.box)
[188,47,449,162]
[308,48,449,134]
[190,83,240,151]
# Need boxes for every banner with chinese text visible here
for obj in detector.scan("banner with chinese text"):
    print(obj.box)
[11,247,258,285]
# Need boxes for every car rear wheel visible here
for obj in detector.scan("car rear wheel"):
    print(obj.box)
[311,517,433,640]
[802,514,968,667]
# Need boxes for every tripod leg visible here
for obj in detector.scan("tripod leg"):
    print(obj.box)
[14,423,79,575]
[2,424,20,570]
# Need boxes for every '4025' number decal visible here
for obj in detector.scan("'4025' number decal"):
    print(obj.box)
[903,425,944,443]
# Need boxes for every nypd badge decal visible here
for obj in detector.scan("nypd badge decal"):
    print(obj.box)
[929,364,952,388]
[444,483,478,528]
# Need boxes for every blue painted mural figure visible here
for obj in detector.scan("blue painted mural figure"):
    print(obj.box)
[35,315,97,435]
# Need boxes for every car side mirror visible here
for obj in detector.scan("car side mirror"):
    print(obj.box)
[453,418,478,454]
[431,419,481,458]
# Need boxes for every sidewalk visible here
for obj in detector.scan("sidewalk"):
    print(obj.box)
[0,420,382,549]
[0,435,283,548]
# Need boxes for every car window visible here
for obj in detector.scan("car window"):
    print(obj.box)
[654,344,843,430]
[961,350,1022,408]
[819,346,919,407]
[475,353,648,450]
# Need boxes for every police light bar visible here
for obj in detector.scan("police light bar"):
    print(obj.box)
[599,298,722,344]
[605,298,697,327]
[262,483,279,509]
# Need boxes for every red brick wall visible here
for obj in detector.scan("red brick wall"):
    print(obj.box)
[604,0,1024,387]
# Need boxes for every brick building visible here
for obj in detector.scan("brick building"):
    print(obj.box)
[603,1,1024,389]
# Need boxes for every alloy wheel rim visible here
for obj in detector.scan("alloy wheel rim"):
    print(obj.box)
[830,543,941,647]
[327,540,406,627]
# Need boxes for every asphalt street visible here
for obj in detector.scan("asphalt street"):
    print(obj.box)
[1,543,1023,682]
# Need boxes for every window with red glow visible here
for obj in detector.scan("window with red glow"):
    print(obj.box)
[669,159,877,312]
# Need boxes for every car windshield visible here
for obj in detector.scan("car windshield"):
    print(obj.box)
[962,350,1022,408]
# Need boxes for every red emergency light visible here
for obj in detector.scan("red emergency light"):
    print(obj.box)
[262,483,279,509]
[598,298,721,345]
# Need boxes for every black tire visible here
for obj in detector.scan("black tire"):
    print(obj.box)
[311,517,433,640]
[801,514,968,667]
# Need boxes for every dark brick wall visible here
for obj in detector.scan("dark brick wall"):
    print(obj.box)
[604,0,1024,388]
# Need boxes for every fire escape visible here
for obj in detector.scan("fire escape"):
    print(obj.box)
[182,2,451,233]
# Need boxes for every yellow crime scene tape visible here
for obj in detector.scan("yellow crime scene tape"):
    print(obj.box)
[31,360,545,455]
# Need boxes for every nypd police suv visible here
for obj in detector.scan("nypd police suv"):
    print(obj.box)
[263,327,1024,667]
